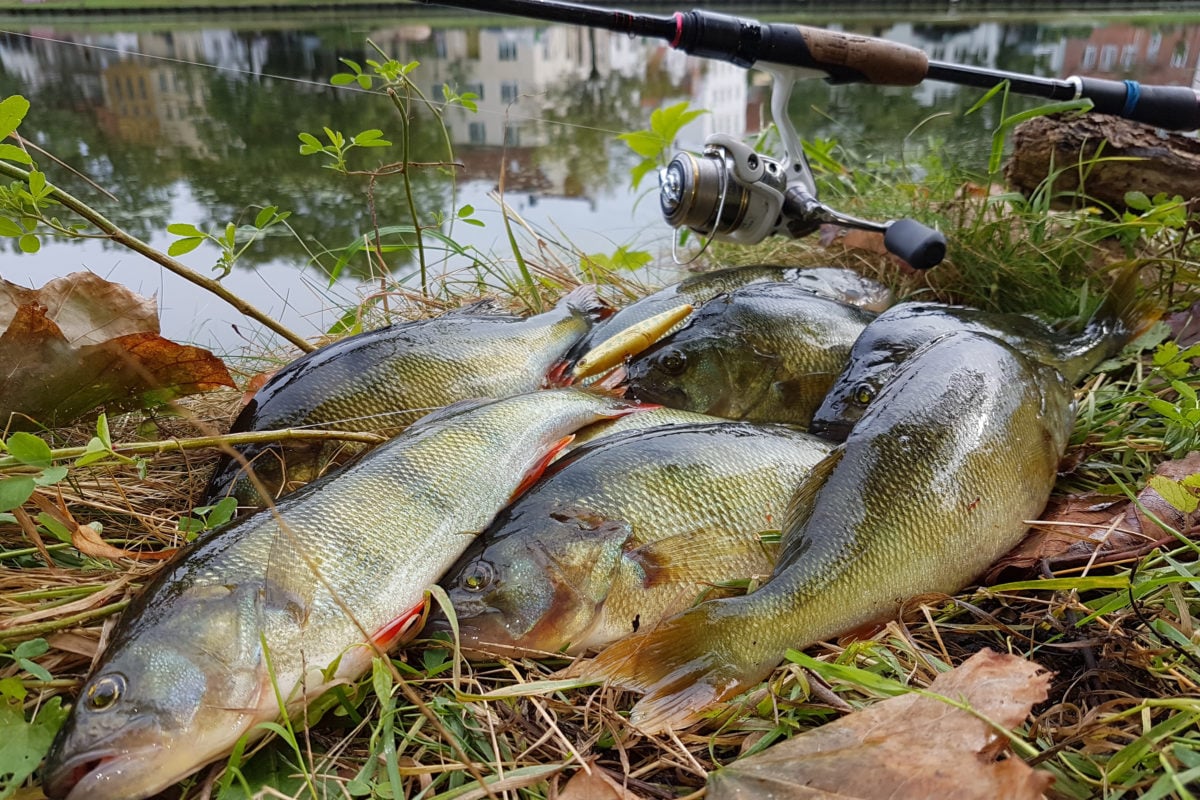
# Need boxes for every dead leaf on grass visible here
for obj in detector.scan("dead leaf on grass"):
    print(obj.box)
[0,272,234,430]
[707,649,1053,800]
[558,763,646,800]
[987,452,1200,581]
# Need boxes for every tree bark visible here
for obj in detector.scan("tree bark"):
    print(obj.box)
[1005,112,1200,211]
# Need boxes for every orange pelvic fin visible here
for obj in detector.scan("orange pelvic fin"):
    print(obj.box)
[373,599,428,649]
[511,435,575,501]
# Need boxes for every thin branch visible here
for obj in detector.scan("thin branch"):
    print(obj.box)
[0,160,315,353]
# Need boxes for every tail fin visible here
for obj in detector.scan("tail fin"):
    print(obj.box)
[1058,263,1161,382]
[577,599,775,733]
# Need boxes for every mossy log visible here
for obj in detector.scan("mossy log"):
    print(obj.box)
[1005,112,1200,211]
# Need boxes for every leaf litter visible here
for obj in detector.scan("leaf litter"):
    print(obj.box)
[707,650,1053,800]
[0,272,234,432]
[0,261,1198,800]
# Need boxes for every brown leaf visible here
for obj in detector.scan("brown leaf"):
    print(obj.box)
[1167,300,1200,348]
[0,273,233,430]
[558,764,647,800]
[0,271,158,345]
[987,452,1200,581]
[707,650,1054,800]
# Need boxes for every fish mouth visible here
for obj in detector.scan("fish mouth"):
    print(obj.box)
[44,744,171,800]
[807,415,852,443]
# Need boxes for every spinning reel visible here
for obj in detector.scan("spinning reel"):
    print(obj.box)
[412,1,1200,271]
[657,70,947,270]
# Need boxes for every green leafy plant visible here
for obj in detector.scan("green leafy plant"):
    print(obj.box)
[167,205,295,279]
[0,432,67,514]
[619,100,708,189]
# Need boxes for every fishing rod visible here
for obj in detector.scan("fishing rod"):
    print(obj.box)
[411,0,1200,269]
[414,0,1200,129]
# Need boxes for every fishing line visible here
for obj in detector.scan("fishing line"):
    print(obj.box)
[0,27,631,138]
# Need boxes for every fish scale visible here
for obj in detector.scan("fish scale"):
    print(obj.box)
[43,388,640,800]
[585,331,1077,733]
[626,282,876,425]
[203,286,603,506]
[437,421,834,656]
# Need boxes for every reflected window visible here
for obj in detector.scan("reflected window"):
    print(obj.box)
[1121,44,1137,68]
[1171,42,1189,68]
[1082,45,1097,70]
[1147,32,1162,63]
[466,81,484,100]
[504,124,520,146]
[501,81,519,104]
[434,32,448,59]
[1100,44,1118,71]
[469,121,487,144]
[499,39,518,61]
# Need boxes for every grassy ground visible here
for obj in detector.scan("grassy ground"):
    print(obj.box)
[1,89,1199,800]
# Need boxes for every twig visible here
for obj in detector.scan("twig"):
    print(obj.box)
[0,160,315,352]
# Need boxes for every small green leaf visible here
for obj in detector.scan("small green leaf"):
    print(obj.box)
[0,143,32,165]
[617,130,665,159]
[18,233,39,253]
[36,512,72,544]
[330,73,357,86]
[297,132,322,147]
[17,657,52,682]
[6,432,52,467]
[12,639,48,661]
[0,217,24,237]
[1124,190,1152,211]
[95,414,112,447]
[0,676,26,701]
[457,204,475,218]
[166,222,205,237]
[26,169,45,199]
[253,206,277,229]
[0,475,35,512]
[32,466,67,486]
[0,94,31,139]
[1148,475,1199,514]
[356,74,372,90]
[168,237,204,257]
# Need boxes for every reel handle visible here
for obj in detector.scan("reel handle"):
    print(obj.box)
[883,219,947,270]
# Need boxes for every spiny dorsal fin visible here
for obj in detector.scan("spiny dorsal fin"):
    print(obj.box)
[777,445,844,570]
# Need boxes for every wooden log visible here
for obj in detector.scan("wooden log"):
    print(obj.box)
[1005,112,1200,211]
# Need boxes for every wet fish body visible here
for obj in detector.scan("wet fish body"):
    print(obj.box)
[565,265,891,366]
[586,330,1077,732]
[436,422,835,656]
[204,286,604,505]
[564,406,730,453]
[810,269,1154,441]
[43,388,640,800]
[625,282,876,425]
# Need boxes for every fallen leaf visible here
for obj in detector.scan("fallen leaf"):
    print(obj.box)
[707,649,1054,800]
[1166,300,1199,348]
[558,763,647,800]
[987,452,1200,581]
[0,273,234,430]
[241,369,277,407]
